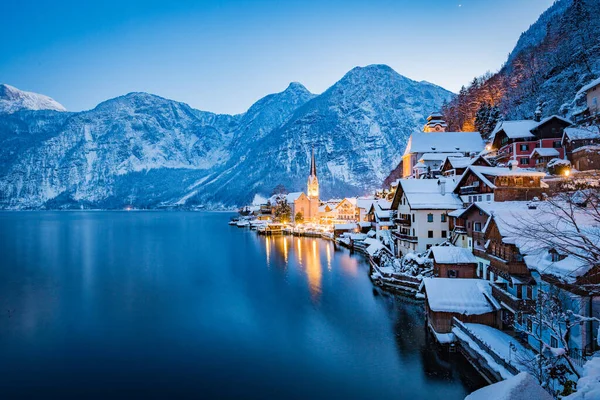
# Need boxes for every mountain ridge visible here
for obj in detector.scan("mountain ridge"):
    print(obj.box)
[0,65,453,209]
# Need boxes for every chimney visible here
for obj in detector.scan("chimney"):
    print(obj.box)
[508,159,518,170]
[534,106,542,122]
[439,179,446,196]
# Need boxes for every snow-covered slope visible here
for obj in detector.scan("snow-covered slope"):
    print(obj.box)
[0,84,66,113]
[0,65,452,209]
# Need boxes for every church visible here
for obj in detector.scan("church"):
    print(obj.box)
[287,149,321,223]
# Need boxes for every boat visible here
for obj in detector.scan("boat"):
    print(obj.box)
[236,220,250,228]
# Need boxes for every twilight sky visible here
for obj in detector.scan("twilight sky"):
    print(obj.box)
[1,0,554,114]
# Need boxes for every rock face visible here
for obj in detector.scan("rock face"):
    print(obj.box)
[0,65,452,209]
[0,84,67,113]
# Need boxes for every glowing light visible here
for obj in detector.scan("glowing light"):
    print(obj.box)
[564,169,570,177]
[265,236,270,266]
[283,237,288,264]
[485,145,491,151]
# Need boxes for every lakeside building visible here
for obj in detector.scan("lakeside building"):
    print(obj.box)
[422,278,501,340]
[429,246,478,279]
[390,178,462,256]
[490,115,572,168]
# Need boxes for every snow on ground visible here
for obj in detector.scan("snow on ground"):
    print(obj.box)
[565,355,600,400]
[463,323,536,372]
[465,372,552,400]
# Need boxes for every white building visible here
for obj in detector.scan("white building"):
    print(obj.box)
[390,179,462,256]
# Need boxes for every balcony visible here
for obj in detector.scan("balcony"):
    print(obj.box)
[489,255,529,277]
[459,186,479,195]
[491,283,536,314]
[392,231,418,242]
[394,217,411,226]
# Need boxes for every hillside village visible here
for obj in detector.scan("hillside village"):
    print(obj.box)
[237,76,600,399]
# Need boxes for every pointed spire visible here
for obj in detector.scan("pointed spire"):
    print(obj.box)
[310,147,317,177]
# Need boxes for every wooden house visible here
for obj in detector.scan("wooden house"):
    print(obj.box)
[429,246,478,278]
[423,278,501,341]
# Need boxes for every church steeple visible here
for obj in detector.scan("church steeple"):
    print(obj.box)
[307,148,319,199]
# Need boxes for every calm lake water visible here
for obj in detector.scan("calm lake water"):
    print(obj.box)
[0,212,485,398]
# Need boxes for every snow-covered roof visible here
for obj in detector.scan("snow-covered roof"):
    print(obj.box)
[530,147,559,157]
[420,152,463,161]
[397,179,462,210]
[422,278,500,315]
[573,144,600,154]
[404,131,485,155]
[444,156,473,169]
[491,120,537,140]
[334,223,357,230]
[563,126,600,141]
[430,246,478,264]
[470,165,546,178]
[356,198,375,210]
[366,241,386,256]
[286,192,304,203]
[533,115,572,129]
[465,372,551,400]
[577,76,600,96]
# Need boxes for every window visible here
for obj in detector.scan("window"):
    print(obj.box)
[520,144,529,151]
[474,222,482,232]
[468,196,472,203]
[551,336,559,348]
[520,157,530,165]
[427,213,433,222]
[448,270,458,278]
[412,214,415,223]
[426,244,432,250]
[515,177,523,186]
[526,286,533,300]
[527,319,533,333]
[428,230,434,238]
[478,195,482,202]
[553,141,562,148]
[441,214,447,223]
[441,230,447,238]
[486,195,491,201]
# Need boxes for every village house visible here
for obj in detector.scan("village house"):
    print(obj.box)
[356,197,376,222]
[367,199,393,233]
[429,246,478,278]
[401,113,485,178]
[335,198,358,221]
[561,126,600,161]
[285,192,311,223]
[391,178,462,256]
[317,203,337,224]
[490,115,572,168]
[422,278,501,342]
[452,163,547,205]
[574,77,600,122]
[571,145,600,171]
[440,155,491,177]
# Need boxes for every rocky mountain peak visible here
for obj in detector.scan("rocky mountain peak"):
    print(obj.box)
[0,84,66,114]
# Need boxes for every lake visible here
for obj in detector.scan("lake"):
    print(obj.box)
[0,212,485,398]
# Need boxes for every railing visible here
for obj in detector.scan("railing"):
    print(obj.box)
[491,284,536,314]
[489,255,529,276]
[568,348,589,368]
[394,217,411,226]
[453,318,520,376]
[459,186,480,195]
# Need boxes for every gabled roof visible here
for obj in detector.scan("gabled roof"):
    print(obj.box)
[420,152,463,161]
[563,126,600,141]
[423,278,500,315]
[286,192,305,203]
[393,179,462,210]
[404,131,485,155]
[530,147,560,158]
[491,120,537,140]
[531,115,572,131]
[430,246,478,264]
[577,76,600,96]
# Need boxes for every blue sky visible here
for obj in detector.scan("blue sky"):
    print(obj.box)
[1,0,554,114]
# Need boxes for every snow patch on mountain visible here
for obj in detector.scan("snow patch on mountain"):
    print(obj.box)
[0,84,66,114]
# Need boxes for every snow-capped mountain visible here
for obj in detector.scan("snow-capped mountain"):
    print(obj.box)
[0,84,66,114]
[0,66,452,209]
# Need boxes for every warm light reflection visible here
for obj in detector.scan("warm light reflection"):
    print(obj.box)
[283,237,288,265]
[326,243,331,271]
[297,238,302,264]
[265,236,270,266]
[306,239,322,300]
